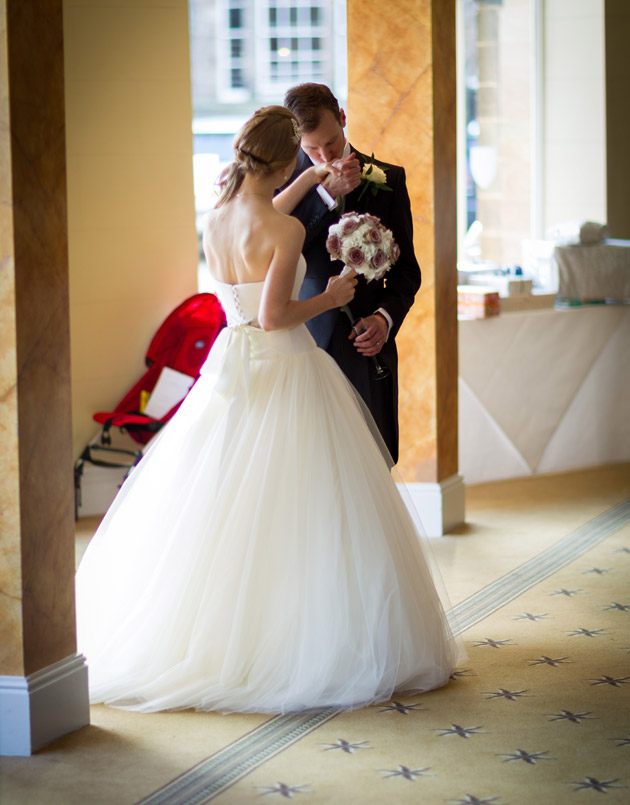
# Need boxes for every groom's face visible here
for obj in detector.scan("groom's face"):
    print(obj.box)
[300,109,346,164]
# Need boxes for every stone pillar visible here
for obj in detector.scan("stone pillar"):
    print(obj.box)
[347,0,464,535]
[0,0,89,755]
[605,0,630,237]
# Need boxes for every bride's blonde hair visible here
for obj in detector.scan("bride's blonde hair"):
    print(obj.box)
[215,106,301,208]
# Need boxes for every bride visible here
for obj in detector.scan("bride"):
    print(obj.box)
[75,106,458,714]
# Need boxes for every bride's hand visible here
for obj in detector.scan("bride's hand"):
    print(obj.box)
[312,161,341,183]
[325,270,357,307]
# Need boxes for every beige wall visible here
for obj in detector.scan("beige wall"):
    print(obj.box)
[63,0,198,458]
[543,0,606,230]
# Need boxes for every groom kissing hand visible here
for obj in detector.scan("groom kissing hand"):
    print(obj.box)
[274,83,421,465]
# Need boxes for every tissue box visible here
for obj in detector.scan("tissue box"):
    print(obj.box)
[458,285,500,318]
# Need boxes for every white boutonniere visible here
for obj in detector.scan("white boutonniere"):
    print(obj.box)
[357,153,393,201]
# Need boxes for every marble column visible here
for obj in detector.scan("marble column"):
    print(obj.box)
[346,0,464,535]
[0,0,88,755]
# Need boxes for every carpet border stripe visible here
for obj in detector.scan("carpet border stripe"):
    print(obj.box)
[136,708,339,804]
[449,498,629,633]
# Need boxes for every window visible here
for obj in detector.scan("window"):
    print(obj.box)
[231,67,245,88]
[216,1,250,102]
[258,0,328,92]
[457,0,538,268]
[190,0,348,267]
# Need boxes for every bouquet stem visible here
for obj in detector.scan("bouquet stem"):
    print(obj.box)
[341,306,391,380]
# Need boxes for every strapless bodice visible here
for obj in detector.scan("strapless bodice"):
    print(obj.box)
[209,255,307,328]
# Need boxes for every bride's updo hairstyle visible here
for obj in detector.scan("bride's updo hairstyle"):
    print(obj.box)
[215,106,301,208]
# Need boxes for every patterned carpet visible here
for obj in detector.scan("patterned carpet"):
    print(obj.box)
[138,502,630,805]
[1,467,628,805]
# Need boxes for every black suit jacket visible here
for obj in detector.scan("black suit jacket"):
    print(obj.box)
[287,147,421,463]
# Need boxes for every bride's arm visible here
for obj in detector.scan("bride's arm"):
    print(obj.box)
[273,163,337,215]
[258,219,356,331]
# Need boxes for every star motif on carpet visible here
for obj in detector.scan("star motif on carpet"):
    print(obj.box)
[380,765,433,780]
[451,668,475,678]
[527,655,574,667]
[434,724,488,738]
[566,777,626,793]
[582,567,612,575]
[550,588,583,597]
[256,782,310,798]
[514,612,549,621]
[447,796,503,805]
[610,734,630,747]
[471,637,515,649]
[377,701,427,715]
[588,675,630,687]
[320,739,369,753]
[546,710,598,723]
[567,627,607,638]
[603,602,630,612]
[497,748,553,764]
[483,688,532,701]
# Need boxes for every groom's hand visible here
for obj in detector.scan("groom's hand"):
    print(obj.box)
[349,314,388,356]
[321,153,361,198]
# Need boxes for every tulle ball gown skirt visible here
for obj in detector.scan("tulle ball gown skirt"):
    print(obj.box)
[76,322,457,713]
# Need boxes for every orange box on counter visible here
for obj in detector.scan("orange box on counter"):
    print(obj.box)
[457,285,501,319]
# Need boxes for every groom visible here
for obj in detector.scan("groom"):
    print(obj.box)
[277,83,421,464]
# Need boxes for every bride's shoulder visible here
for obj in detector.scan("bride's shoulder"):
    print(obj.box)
[269,208,305,244]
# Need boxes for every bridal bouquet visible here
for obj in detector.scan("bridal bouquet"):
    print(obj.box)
[326,213,400,281]
[326,213,399,380]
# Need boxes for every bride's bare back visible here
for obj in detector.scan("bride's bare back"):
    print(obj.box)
[203,196,302,286]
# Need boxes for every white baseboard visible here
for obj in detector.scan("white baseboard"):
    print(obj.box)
[0,653,90,756]
[400,474,466,537]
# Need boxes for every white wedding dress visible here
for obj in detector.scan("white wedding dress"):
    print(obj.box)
[76,256,458,714]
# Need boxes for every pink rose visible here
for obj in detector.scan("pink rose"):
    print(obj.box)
[326,233,341,258]
[364,214,381,227]
[368,227,382,244]
[370,250,387,270]
[347,247,365,268]
[391,243,400,262]
[341,217,360,236]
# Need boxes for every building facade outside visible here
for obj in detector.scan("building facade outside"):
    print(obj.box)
[189,0,348,226]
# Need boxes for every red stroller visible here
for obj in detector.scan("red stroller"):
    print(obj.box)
[74,293,226,518]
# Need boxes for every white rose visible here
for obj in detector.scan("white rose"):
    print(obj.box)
[356,223,371,241]
[344,232,363,249]
[362,162,387,185]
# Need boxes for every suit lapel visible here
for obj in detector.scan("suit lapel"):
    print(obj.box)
[344,147,370,212]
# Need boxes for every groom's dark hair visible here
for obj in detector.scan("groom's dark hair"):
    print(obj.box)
[284,83,342,133]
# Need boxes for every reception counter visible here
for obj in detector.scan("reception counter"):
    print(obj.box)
[458,305,630,485]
